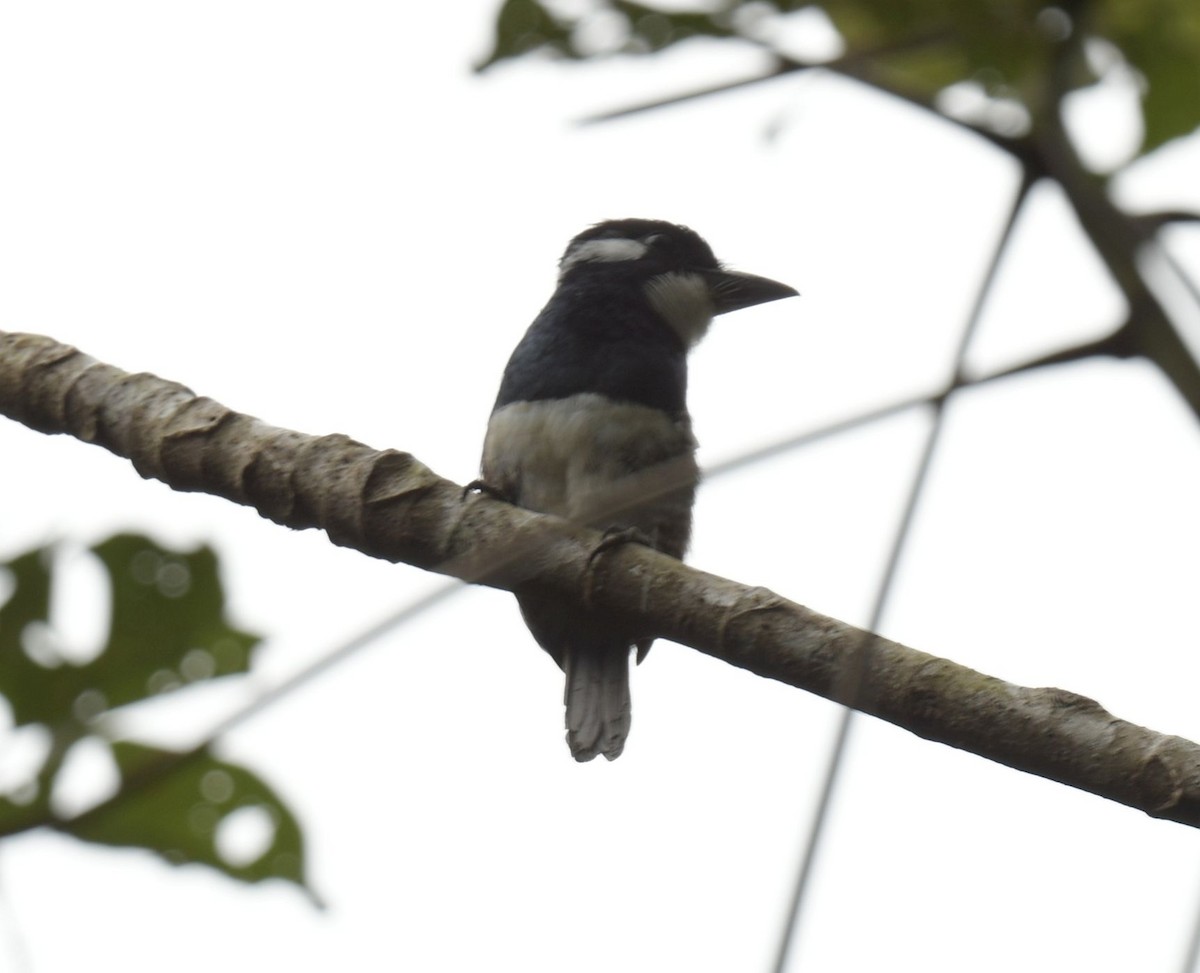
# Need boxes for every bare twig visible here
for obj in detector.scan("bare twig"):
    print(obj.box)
[772,169,1036,973]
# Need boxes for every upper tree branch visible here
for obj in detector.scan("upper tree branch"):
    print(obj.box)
[4,330,1200,826]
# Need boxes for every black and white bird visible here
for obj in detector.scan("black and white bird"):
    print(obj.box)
[481,219,797,761]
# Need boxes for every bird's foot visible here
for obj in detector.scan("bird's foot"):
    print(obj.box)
[462,478,513,504]
[582,526,653,609]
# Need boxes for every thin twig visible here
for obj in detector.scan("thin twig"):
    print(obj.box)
[771,170,1034,973]
[1134,210,1200,232]
[580,36,1029,163]
[578,33,955,125]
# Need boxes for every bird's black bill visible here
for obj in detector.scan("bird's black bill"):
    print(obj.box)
[704,269,799,315]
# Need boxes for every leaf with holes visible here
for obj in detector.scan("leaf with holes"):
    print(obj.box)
[80,533,260,711]
[0,547,60,727]
[0,537,308,899]
[0,534,259,728]
[63,740,317,900]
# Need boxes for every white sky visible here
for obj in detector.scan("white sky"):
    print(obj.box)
[2,2,1200,971]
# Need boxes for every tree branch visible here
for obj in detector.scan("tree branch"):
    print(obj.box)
[1019,37,1200,424]
[1132,209,1200,233]
[579,43,1029,162]
[4,330,1200,826]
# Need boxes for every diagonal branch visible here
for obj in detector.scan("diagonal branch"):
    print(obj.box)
[4,329,1200,826]
[1132,210,1200,233]
[579,43,1027,160]
[577,18,1200,423]
[1021,39,1200,424]
[772,171,1035,973]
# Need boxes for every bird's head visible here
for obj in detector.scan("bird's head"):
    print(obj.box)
[557,219,798,347]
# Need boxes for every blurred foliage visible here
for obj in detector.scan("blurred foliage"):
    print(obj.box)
[0,533,313,899]
[69,741,311,895]
[479,0,1200,156]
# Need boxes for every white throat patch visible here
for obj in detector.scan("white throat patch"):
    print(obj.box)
[644,271,714,348]
[559,237,649,277]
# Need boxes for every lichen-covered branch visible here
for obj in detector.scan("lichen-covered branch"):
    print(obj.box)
[4,329,1200,825]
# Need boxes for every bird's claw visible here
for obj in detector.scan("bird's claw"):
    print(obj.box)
[462,478,513,504]
[582,526,653,609]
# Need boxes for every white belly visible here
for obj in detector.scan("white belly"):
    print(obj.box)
[482,393,698,546]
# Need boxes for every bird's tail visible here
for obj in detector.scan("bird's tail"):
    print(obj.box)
[563,641,632,762]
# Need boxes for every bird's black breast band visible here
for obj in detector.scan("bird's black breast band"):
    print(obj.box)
[493,287,689,416]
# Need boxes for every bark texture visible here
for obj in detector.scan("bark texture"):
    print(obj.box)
[4,330,1200,826]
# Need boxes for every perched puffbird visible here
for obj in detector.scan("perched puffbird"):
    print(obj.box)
[482,219,797,761]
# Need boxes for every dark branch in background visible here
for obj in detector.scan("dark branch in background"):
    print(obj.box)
[1133,210,1200,233]
[579,18,1200,426]
[5,330,1200,830]
[772,169,1035,973]
[558,14,1200,966]
[581,48,1026,158]
[473,3,1200,970]
[1024,39,1200,422]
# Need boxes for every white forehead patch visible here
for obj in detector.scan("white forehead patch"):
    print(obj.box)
[560,237,649,276]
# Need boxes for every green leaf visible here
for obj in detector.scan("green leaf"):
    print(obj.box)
[1096,0,1200,153]
[0,548,59,727]
[63,740,317,900]
[819,0,1052,99]
[0,534,259,728]
[82,533,259,711]
[479,0,1200,158]
[611,1,736,52]
[477,0,577,71]
[0,738,55,834]
[479,0,737,69]
[0,536,308,899]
